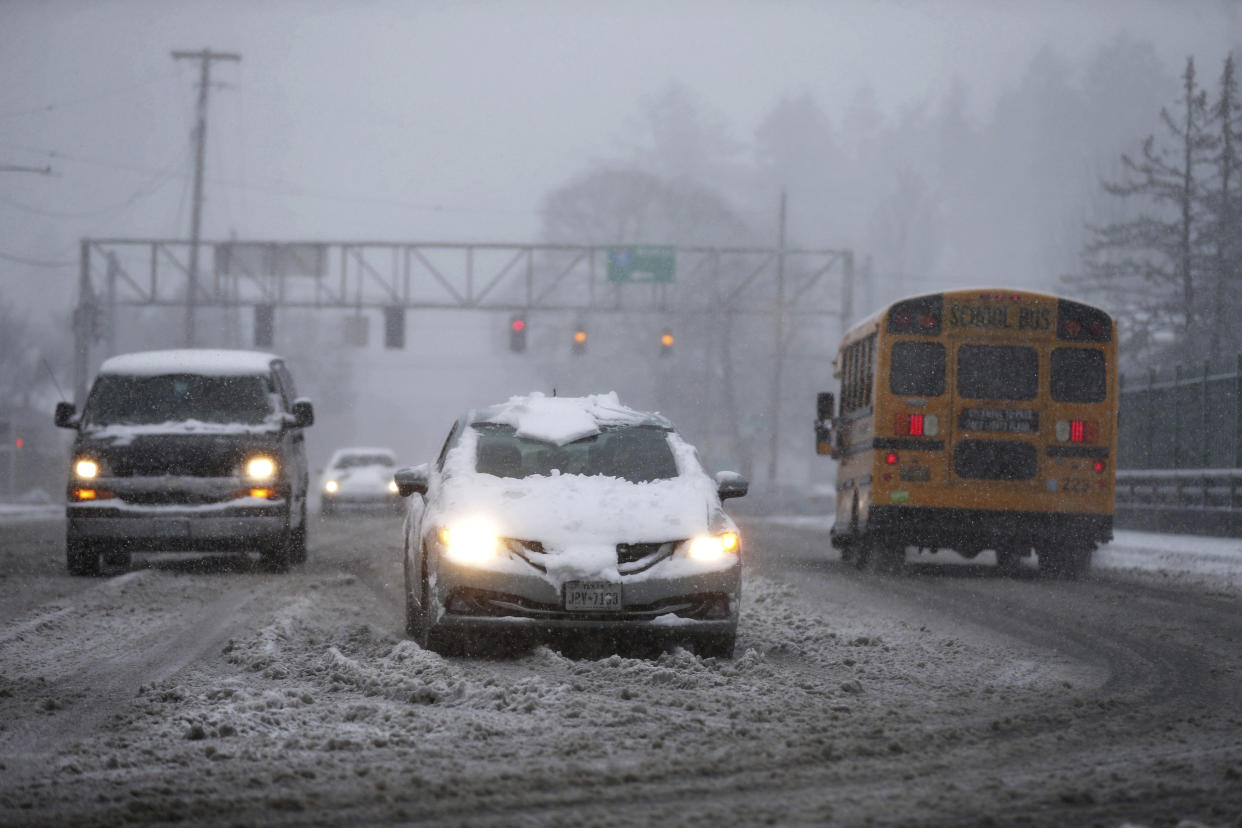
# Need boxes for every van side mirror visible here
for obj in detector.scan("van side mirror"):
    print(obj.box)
[54,401,78,429]
[715,470,749,500]
[393,463,430,497]
[291,398,314,428]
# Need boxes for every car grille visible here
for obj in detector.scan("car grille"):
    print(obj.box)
[444,587,732,621]
[616,541,677,574]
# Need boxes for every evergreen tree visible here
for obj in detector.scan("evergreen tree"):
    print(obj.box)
[1076,57,1214,367]
[1201,53,1241,362]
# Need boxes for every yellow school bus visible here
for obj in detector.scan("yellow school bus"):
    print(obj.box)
[815,289,1117,577]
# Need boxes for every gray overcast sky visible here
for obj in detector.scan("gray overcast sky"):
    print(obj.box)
[1,0,1238,279]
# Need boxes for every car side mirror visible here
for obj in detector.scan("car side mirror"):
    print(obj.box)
[291,398,314,428]
[393,463,430,497]
[54,401,79,429]
[716,470,749,500]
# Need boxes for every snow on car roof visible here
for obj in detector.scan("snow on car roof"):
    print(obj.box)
[98,349,279,377]
[330,447,396,457]
[469,392,673,446]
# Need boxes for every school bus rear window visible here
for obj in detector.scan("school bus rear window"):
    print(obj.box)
[1051,348,1107,403]
[958,345,1037,400]
[890,342,945,397]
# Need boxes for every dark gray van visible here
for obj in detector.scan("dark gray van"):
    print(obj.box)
[54,349,313,574]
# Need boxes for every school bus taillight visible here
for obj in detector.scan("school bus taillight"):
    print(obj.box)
[1056,419,1099,443]
[885,452,899,465]
[895,413,938,437]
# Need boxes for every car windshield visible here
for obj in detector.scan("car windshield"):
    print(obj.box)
[472,424,678,482]
[83,373,276,426]
[334,454,395,468]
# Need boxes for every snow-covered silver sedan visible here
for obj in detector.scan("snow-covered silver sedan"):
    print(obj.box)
[319,447,401,516]
[395,393,748,657]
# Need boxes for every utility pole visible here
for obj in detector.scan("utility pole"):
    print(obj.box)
[767,191,787,485]
[172,48,240,347]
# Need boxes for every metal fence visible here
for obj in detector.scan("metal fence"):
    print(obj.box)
[1117,357,1242,534]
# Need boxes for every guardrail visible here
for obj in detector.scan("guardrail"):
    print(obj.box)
[1114,469,1242,536]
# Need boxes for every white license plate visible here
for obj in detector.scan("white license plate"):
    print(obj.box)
[563,581,622,612]
[151,518,190,538]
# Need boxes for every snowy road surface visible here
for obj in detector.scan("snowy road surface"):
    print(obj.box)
[0,513,1239,826]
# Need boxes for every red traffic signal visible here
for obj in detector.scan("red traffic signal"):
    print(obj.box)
[509,315,527,352]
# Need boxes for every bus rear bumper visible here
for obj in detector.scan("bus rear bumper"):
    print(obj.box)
[833,505,1112,552]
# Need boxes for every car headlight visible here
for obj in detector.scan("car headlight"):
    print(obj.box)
[387,480,399,494]
[324,479,339,494]
[686,531,741,562]
[438,518,502,567]
[245,456,277,480]
[74,458,100,479]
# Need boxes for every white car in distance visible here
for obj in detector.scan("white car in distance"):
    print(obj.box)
[320,447,402,516]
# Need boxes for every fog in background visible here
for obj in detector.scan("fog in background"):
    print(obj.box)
[1,0,1238,488]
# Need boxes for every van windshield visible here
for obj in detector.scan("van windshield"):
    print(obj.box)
[84,374,276,426]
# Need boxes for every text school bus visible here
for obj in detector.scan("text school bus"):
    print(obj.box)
[815,289,1117,577]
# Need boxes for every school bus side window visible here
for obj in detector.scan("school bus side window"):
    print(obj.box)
[890,341,945,396]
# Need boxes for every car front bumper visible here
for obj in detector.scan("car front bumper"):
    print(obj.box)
[430,556,741,636]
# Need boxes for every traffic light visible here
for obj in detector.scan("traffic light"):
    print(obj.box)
[254,304,275,348]
[384,306,405,349]
[510,315,527,352]
[572,325,587,355]
[660,328,675,357]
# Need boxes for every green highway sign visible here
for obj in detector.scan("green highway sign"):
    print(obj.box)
[607,246,675,284]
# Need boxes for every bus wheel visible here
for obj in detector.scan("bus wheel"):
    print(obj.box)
[995,547,1024,576]
[861,538,904,575]
[1037,544,1092,580]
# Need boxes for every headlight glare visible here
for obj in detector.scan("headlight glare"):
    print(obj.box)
[324,479,339,494]
[246,456,277,480]
[387,480,399,494]
[74,459,99,479]
[687,532,740,561]
[440,519,501,567]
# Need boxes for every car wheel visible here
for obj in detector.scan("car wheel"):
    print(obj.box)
[289,503,308,565]
[262,534,292,573]
[66,536,101,577]
[693,631,736,660]
[403,551,421,637]
[413,563,464,656]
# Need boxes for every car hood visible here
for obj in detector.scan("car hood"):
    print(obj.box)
[433,471,729,547]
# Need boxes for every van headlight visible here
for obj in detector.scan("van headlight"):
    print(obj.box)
[245,456,278,481]
[74,458,101,479]
[685,531,741,562]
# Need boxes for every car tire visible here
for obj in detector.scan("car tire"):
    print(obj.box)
[289,502,308,565]
[66,536,101,577]
[693,631,736,660]
[1039,544,1092,580]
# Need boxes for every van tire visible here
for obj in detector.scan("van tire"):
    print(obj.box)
[66,538,101,576]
